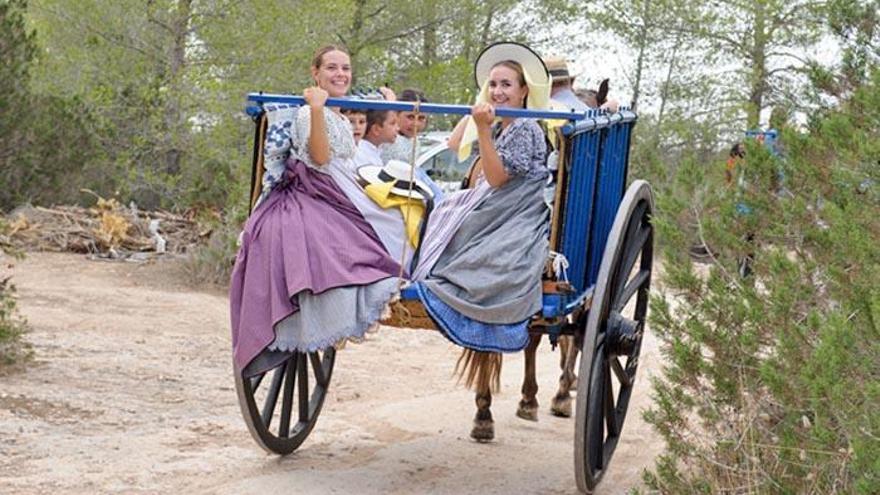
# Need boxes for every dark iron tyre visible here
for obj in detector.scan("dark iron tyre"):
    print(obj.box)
[235,349,336,455]
[574,180,654,493]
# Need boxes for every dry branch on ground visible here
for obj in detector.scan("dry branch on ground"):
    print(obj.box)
[4,199,207,258]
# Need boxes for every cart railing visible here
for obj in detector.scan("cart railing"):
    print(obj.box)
[246,92,595,121]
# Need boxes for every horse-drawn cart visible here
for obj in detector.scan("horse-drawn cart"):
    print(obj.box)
[235,93,654,494]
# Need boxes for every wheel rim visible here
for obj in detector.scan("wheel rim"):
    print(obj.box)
[235,348,336,455]
[575,181,653,493]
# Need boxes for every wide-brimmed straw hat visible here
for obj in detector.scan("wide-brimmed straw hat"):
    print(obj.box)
[454,41,552,161]
[357,160,433,201]
[473,42,551,110]
[543,56,578,84]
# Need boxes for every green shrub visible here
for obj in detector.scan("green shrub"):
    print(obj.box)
[643,71,880,493]
[181,204,248,287]
[0,219,30,367]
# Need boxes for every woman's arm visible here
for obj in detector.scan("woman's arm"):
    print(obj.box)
[304,86,330,166]
[472,103,509,188]
[446,115,470,152]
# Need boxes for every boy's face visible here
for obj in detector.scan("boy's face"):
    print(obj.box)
[398,111,428,137]
[346,112,367,142]
[376,112,399,144]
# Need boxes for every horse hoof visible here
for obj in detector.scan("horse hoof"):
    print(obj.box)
[471,419,495,442]
[550,395,572,417]
[516,401,539,422]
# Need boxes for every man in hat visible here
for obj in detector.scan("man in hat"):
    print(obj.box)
[545,56,618,113]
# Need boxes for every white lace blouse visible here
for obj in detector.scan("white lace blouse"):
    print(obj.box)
[290,106,357,170]
[258,105,356,206]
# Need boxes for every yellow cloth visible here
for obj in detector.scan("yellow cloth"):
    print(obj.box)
[457,69,552,162]
[544,100,572,133]
[363,180,425,248]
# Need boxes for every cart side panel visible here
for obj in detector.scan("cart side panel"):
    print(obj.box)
[584,122,634,287]
[559,130,602,293]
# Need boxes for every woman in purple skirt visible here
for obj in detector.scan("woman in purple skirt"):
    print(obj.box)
[229,46,401,376]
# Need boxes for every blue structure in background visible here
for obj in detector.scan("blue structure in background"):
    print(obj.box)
[735,128,787,216]
[745,129,779,155]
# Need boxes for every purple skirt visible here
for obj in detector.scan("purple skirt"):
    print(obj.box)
[229,159,400,371]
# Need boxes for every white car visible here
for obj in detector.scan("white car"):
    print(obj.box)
[415,132,476,194]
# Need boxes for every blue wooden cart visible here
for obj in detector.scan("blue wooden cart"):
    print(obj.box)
[235,94,655,494]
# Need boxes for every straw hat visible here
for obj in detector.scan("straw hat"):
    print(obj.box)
[544,56,577,84]
[455,41,552,161]
[357,160,433,201]
[473,42,551,110]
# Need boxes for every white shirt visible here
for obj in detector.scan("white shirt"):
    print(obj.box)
[551,88,591,113]
[356,139,384,168]
[380,134,416,164]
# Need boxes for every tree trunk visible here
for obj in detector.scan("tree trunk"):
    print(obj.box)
[630,0,652,111]
[422,0,437,68]
[747,1,767,129]
[164,0,192,177]
[480,5,495,47]
[348,0,368,82]
[657,32,682,126]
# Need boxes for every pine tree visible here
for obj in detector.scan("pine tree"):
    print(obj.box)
[643,69,880,493]
[0,0,36,185]
[0,0,33,365]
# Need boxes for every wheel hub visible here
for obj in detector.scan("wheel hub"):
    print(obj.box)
[605,311,640,356]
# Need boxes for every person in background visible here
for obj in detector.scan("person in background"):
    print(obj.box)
[366,88,444,200]
[342,108,367,144]
[726,142,746,186]
[344,86,395,145]
[544,56,618,113]
[381,88,429,164]
[356,109,400,166]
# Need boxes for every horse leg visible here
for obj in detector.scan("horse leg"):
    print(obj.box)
[550,334,580,417]
[471,386,494,442]
[567,332,580,390]
[558,332,570,370]
[516,333,542,421]
[459,350,500,442]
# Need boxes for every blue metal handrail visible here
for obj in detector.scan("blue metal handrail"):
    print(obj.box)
[560,109,638,136]
[247,92,592,121]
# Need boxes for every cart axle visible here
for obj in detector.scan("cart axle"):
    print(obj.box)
[605,311,640,356]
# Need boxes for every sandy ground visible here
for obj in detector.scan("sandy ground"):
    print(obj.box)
[0,252,663,494]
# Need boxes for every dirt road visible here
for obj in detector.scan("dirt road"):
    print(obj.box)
[0,253,663,494]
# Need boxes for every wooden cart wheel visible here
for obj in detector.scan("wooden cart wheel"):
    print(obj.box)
[574,180,654,493]
[235,349,336,455]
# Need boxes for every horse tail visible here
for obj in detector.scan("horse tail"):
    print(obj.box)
[455,349,502,393]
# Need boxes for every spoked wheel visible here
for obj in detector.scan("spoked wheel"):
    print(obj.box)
[235,349,336,455]
[574,180,654,493]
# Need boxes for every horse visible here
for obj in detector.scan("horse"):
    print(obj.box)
[463,332,581,441]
